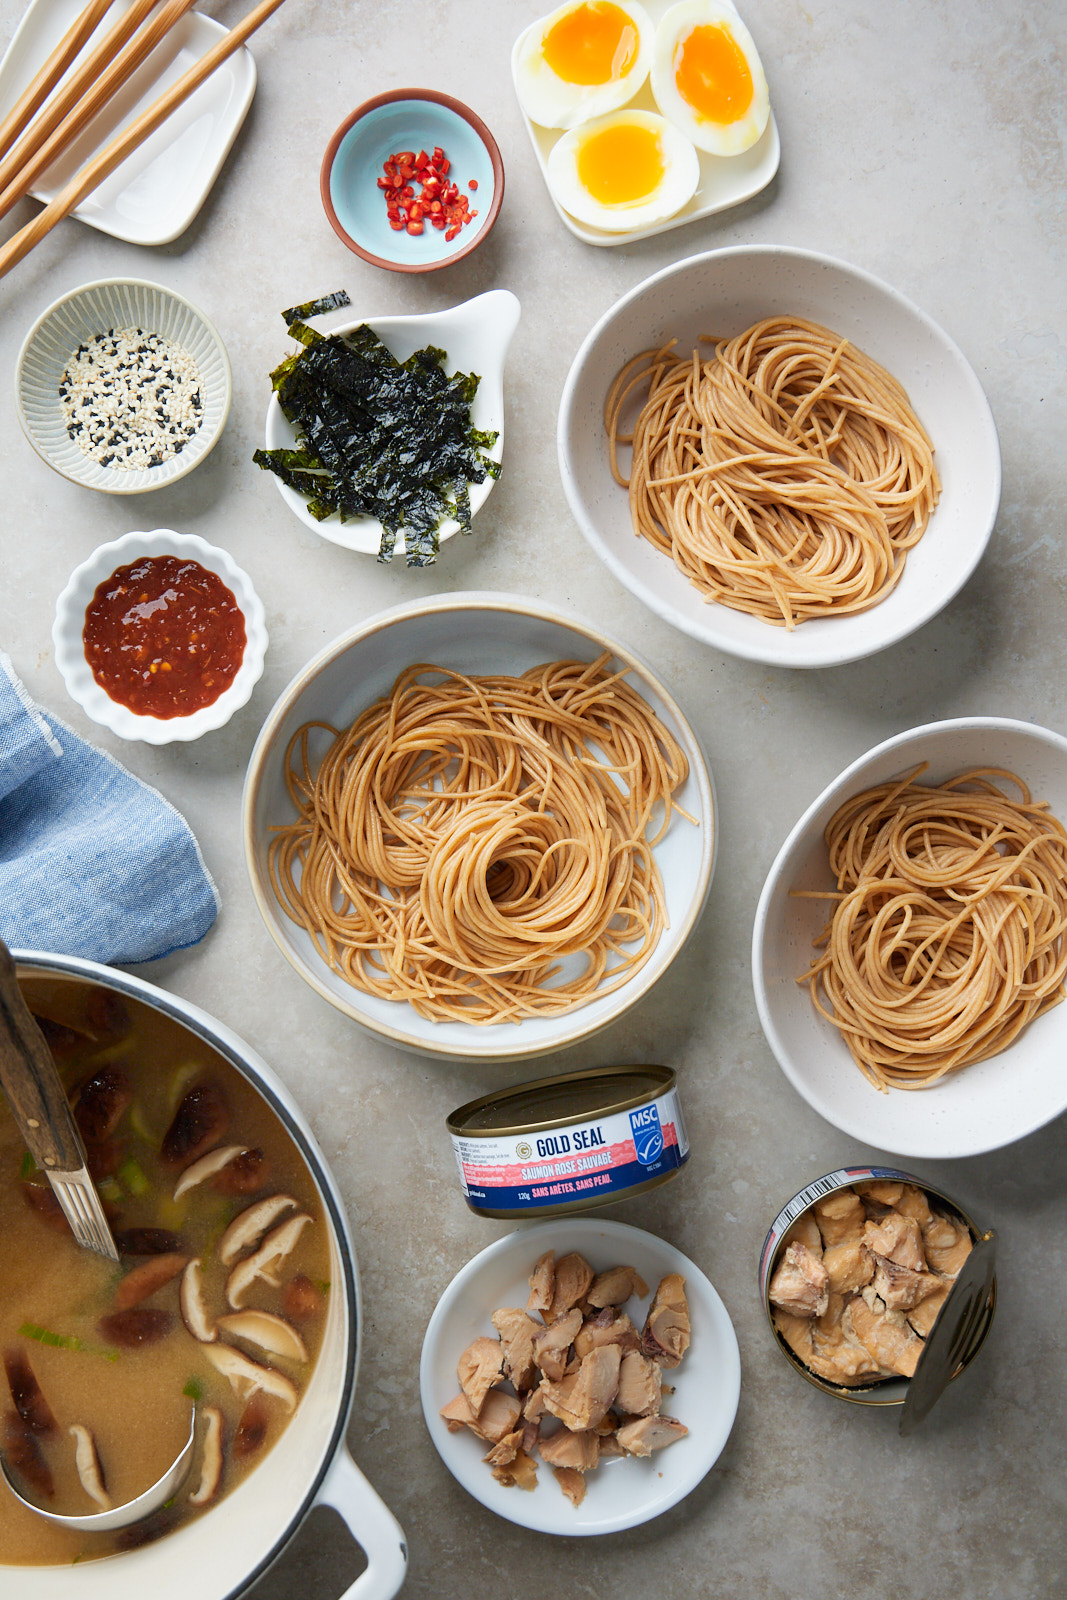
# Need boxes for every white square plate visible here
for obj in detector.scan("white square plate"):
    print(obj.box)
[0,0,256,245]
[510,0,780,247]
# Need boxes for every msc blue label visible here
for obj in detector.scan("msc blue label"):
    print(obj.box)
[629,1102,664,1166]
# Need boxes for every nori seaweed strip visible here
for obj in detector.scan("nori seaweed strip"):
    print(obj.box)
[282,291,351,327]
[257,308,499,564]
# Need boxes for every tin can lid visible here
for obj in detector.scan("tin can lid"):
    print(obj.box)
[447,1064,676,1138]
[899,1229,997,1434]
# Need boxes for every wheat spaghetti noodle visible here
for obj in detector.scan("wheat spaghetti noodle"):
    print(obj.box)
[606,316,940,628]
[268,656,692,1023]
[796,765,1067,1090]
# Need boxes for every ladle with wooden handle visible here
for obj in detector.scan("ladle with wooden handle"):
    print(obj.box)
[0,938,118,1260]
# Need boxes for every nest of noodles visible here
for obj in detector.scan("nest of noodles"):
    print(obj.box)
[268,656,693,1023]
[796,766,1067,1089]
[606,317,940,629]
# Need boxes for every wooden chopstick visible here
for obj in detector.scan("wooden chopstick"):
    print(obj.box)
[0,0,115,161]
[0,0,286,281]
[0,0,200,224]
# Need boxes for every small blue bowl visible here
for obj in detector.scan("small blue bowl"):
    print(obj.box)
[321,89,504,273]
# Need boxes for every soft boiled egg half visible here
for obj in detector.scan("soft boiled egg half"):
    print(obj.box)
[545,108,700,231]
[514,0,654,130]
[651,0,770,156]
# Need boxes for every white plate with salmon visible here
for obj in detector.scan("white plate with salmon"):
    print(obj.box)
[419,1217,741,1534]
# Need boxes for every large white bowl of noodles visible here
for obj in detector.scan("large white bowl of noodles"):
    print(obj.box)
[242,593,716,1062]
[752,717,1067,1158]
[557,246,1000,669]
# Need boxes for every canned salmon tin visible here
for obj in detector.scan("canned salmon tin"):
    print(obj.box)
[447,1064,689,1219]
[759,1166,996,1426]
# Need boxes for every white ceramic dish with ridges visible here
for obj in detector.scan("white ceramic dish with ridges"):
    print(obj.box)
[242,592,716,1061]
[261,290,519,556]
[752,717,1067,1158]
[559,246,1001,668]
[420,1216,741,1534]
[53,528,267,745]
[17,279,232,494]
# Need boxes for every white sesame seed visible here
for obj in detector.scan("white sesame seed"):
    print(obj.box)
[58,328,204,470]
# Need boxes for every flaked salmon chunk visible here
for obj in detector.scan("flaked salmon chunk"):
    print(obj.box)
[923,1211,973,1277]
[814,1189,866,1247]
[526,1250,555,1317]
[541,1343,621,1432]
[864,1212,927,1272]
[642,1274,691,1367]
[457,1335,504,1414]
[616,1414,688,1456]
[869,1253,942,1312]
[768,1243,830,1319]
[846,1294,924,1378]
[492,1307,542,1392]
[616,1349,663,1417]
[574,1307,642,1358]
[538,1427,599,1472]
[587,1265,649,1307]
[533,1306,583,1383]
[552,1465,587,1506]
[547,1252,595,1322]
[822,1237,874,1296]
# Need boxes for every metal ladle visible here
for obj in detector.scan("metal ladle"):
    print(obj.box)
[0,1407,197,1532]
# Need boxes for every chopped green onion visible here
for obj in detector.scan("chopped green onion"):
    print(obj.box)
[19,1322,119,1362]
[182,1377,203,1401]
[117,1155,149,1196]
[19,1150,36,1179]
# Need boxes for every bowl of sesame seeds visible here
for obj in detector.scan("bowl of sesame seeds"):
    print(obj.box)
[15,278,232,494]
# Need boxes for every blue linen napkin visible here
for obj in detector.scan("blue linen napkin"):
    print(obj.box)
[0,652,219,964]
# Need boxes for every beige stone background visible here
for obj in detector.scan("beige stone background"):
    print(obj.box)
[0,1,1065,1595]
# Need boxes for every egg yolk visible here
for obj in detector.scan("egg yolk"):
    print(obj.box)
[674,23,753,124]
[576,122,665,206]
[543,2,639,85]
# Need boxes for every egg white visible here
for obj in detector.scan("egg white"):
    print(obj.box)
[651,0,770,156]
[546,109,700,232]
[514,0,654,130]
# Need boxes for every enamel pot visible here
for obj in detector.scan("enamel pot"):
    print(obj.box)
[4,950,408,1600]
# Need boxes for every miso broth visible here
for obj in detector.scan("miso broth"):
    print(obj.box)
[0,976,330,1566]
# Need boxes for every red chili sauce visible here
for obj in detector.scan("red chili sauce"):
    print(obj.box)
[83,555,246,718]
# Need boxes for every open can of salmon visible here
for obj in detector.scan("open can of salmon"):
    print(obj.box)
[447,1064,688,1220]
[759,1166,996,1433]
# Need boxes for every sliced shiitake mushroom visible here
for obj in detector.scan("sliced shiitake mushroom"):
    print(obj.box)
[204,1345,297,1413]
[3,1350,56,1435]
[114,1253,187,1312]
[218,1194,297,1267]
[179,1259,216,1344]
[160,1083,230,1167]
[225,1215,312,1310]
[69,1424,110,1510]
[188,1406,224,1506]
[173,1145,249,1202]
[216,1311,308,1364]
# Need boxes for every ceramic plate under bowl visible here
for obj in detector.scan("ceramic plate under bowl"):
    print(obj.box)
[753,717,1067,1158]
[511,0,780,247]
[242,592,716,1061]
[420,1216,741,1534]
[0,0,256,246]
[261,290,519,555]
[53,528,267,744]
[321,89,504,271]
[17,279,232,494]
[558,246,1000,669]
